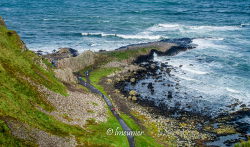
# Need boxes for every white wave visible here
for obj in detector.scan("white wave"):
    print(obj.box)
[206,37,224,41]
[147,23,241,32]
[182,66,208,75]
[42,18,59,21]
[241,23,250,27]
[192,38,226,49]
[117,34,162,40]
[147,23,181,31]
[81,32,115,37]
[175,74,196,81]
[189,25,239,31]
[226,87,241,94]
[81,32,162,40]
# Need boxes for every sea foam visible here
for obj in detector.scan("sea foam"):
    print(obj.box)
[81,32,162,40]
[147,23,241,32]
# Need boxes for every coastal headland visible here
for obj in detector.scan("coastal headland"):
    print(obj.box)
[0,17,249,146]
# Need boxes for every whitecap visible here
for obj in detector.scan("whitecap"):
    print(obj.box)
[182,66,208,75]
[116,34,162,40]
[81,32,115,37]
[240,23,250,27]
[147,23,241,32]
[192,38,226,49]
[81,32,163,40]
[175,74,196,81]
[226,87,241,94]
[147,23,181,31]
[189,25,239,31]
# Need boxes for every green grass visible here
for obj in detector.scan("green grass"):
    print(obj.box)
[86,67,162,147]
[120,114,163,147]
[78,111,129,147]
[88,67,120,95]
[235,139,250,147]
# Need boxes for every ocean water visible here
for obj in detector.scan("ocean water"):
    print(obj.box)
[1,1,250,116]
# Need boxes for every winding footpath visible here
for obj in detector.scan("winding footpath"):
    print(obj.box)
[77,71,135,147]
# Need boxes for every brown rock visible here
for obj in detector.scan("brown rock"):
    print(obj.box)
[130,78,136,83]
[0,16,6,26]
[129,90,137,96]
[131,96,137,101]
[54,68,77,84]
[107,79,112,83]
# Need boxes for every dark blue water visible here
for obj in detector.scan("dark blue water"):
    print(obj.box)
[1,0,250,117]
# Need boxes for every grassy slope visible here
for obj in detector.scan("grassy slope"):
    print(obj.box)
[0,22,89,145]
[0,23,131,146]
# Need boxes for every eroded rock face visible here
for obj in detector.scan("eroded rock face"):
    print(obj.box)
[57,50,95,72]
[43,48,79,60]
[54,68,77,84]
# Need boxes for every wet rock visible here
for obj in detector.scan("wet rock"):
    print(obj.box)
[147,83,154,90]
[240,104,246,108]
[150,64,156,69]
[99,49,106,52]
[168,92,173,99]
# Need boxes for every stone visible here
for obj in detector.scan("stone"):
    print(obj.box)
[115,78,121,82]
[132,96,137,101]
[130,78,136,83]
[129,90,137,96]
[114,89,120,94]
[107,79,112,83]
[54,68,77,84]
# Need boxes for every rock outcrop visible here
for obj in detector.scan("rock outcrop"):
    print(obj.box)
[54,68,77,84]
[43,48,79,60]
[57,50,96,72]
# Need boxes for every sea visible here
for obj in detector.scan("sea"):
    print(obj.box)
[1,0,250,135]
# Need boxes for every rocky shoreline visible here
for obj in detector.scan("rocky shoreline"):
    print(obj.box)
[41,39,249,146]
[97,40,249,146]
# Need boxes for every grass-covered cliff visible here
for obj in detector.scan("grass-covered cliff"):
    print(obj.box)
[0,17,85,146]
